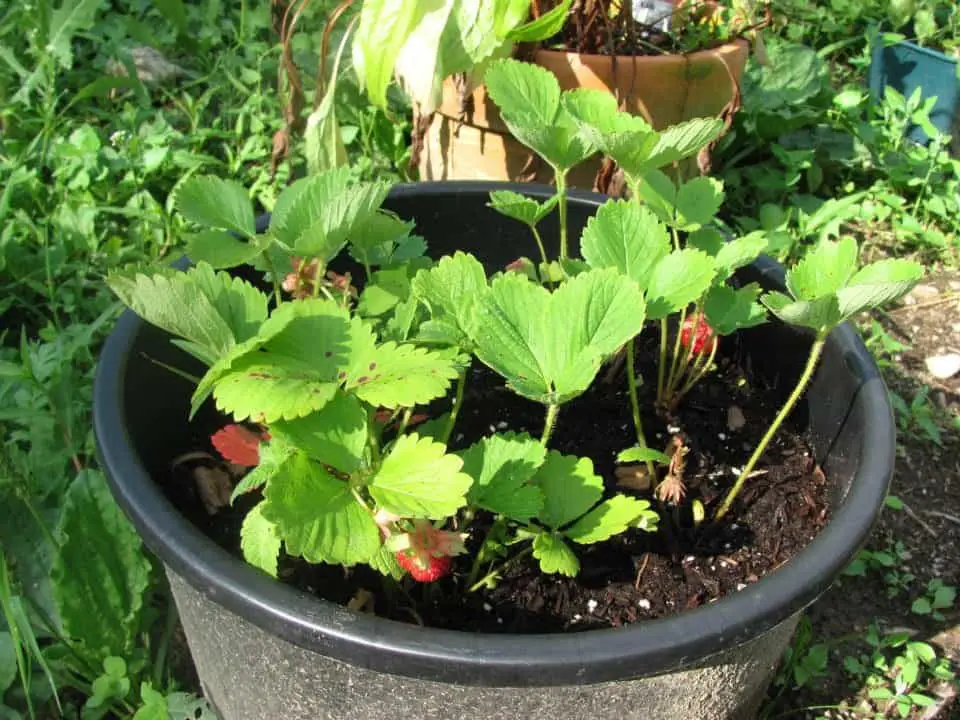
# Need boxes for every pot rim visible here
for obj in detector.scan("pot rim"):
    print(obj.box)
[534,37,750,63]
[93,181,894,687]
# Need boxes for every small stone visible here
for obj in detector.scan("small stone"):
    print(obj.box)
[730,467,741,476]
[495,420,508,430]
[736,583,747,591]
[497,617,503,624]
[926,353,960,379]
[727,405,746,431]
[483,603,493,612]
[718,432,727,441]
[684,555,695,564]
[586,599,598,613]
[637,599,651,610]
[572,614,581,622]
[912,283,939,301]
[488,424,497,433]
[667,425,681,434]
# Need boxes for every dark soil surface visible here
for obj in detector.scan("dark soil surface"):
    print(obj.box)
[764,274,960,719]
[168,327,830,633]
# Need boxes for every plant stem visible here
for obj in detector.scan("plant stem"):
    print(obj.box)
[468,545,534,593]
[465,516,504,588]
[530,224,549,270]
[663,306,688,403]
[262,251,283,305]
[152,591,179,689]
[676,336,718,400]
[556,172,569,261]
[394,407,413,438]
[715,337,826,521]
[440,370,466,445]
[541,403,559,446]
[625,340,655,477]
[656,318,669,402]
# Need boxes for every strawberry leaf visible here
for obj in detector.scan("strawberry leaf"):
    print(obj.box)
[634,168,677,222]
[212,299,353,421]
[714,233,769,278]
[646,249,716,320]
[368,433,472,519]
[533,450,602,529]
[532,532,579,576]
[565,495,656,544]
[484,60,594,172]
[643,117,725,172]
[786,237,859,300]
[175,176,255,238]
[270,391,368,473]
[704,284,768,335]
[349,212,419,269]
[240,502,281,577]
[580,200,670,287]
[487,190,559,227]
[617,446,672,464]
[459,432,546,521]
[761,291,841,333]
[471,269,646,404]
[230,438,296,504]
[186,230,271,269]
[411,251,487,345]
[674,177,724,231]
[835,258,923,319]
[107,264,268,365]
[344,342,461,409]
[263,454,380,566]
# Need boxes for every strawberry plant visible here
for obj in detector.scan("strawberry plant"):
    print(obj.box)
[107,57,922,597]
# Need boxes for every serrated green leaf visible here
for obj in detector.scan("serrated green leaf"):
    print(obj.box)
[687,226,726,255]
[566,495,653,544]
[186,229,270,269]
[761,291,841,332]
[45,0,106,69]
[271,168,351,237]
[533,451,602,529]
[674,177,724,230]
[704,284,768,335]
[240,502,281,577]
[369,433,472,518]
[563,88,657,167]
[714,233,768,278]
[176,176,255,238]
[532,532,579,576]
[132,683,167,720]
[484,60,594,171]
[471,270,645,404]
[617,446,672,464]
[786,237,858,300]
[580,200,670,287]
[350,212,418,269]
[487,190,558,226]
[358,265,414,318]
[263,454,379,566]
[345,342,460,409]
[271,391,367,473]
[212,299,354,421]
[835,258,923,319]
[107,267,235,365]
[53,471,151,664]
[634,169,678,222]
[412,251,487,343]
[230,438,296,503]
[369,544,405,579]
[646,249,716,319]
[187,263,269,345]
[642,118,725,173]
[459,432,546,521]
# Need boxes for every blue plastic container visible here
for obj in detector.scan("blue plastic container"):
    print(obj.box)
[869,40,959,144]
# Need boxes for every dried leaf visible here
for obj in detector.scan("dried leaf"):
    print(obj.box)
[211,424,265,467]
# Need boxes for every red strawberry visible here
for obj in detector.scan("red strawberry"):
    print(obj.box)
[395,551,453,583]
[680,313,716,355]
[211,424,264,467]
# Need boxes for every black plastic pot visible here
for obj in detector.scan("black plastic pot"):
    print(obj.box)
[94,183,895,720]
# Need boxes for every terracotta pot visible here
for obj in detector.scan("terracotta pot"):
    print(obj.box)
[419,41,750,188]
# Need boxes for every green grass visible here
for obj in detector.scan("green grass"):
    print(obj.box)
[0,0,957,717]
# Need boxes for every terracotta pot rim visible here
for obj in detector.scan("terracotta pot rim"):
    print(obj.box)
[534,37,750,63]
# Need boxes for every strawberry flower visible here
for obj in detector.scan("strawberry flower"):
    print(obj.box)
[211,424,268,467]
[385,520,468,583]
[680,312,717,355]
